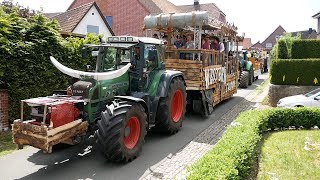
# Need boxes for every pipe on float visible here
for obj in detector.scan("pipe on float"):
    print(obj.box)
[144,11,209,29]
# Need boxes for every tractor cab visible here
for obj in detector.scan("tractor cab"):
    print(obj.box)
[104,36,165,92]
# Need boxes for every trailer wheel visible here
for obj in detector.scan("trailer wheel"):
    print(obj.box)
[239,71,249,88]
[155,77,186,134]
[97,101,147,162]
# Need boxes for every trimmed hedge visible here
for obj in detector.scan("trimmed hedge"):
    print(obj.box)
[270,59,320,86]
[0,2,100,121]
[291,40,320,59]
[188,108,320,180]
[277,40,289,59]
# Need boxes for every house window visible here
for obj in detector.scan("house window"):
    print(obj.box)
[87,25,99,34]
[266,43,272,49]
[106,16,113,28]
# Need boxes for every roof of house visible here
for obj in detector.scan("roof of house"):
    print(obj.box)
[250,41,264,50]
[68,0,94,10]
[261,25,286,47]
[44,12,62,19]
[178,3,226,23]
[312,11,320,19]
[290,29,318,39]
[138,0,179,14]
[239,38,252,50]
[52,2,114,35]
[67,0,226,22]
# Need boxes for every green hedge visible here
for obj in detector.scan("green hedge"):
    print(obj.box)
[188,108,320,180]
[277,40,289,59]
[291,40,320,59]
[270,59,320,86]
[0,2,100,121]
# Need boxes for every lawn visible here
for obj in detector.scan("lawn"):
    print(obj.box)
[0,131,16,157]
[258,130,320,179]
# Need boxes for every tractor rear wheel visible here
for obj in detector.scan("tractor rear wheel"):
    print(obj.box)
[239,71,249,88]
[155,77,186,134]
[97,101,147,162]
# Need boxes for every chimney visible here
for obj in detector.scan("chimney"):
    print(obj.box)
[309,28,313,34]
[194,0,199,5]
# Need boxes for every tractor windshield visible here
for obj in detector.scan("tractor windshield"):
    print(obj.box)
[100,47,131,72]
[84,43,136,72]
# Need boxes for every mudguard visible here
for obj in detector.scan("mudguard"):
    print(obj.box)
[156,70,185,97]
[114,95,149,121]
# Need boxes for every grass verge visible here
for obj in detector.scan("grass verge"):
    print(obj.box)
[188,108,320,179]
[0,131,16,157]
[256,75,270,94]
[258,130,320,180]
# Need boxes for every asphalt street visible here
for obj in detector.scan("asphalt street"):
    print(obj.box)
[0,75,267,180]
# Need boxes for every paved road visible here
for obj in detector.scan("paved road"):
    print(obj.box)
[0,75,267,180]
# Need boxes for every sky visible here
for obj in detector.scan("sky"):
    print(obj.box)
[2,0,319,43]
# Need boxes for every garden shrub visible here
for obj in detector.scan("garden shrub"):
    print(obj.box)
[277,40,288,59]
[0,2,100,121]
[291,40,320,59]
[270,59,320,86]
[188,108,320,180]
[271,33,301,60]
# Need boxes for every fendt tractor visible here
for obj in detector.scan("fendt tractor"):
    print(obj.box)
[238,51,263,88]
[12,36,187,162]
[144,11,239,116]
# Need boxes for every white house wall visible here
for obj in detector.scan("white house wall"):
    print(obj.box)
[73,6,112,38]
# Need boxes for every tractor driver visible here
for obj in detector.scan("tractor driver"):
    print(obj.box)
[131,46,140,69]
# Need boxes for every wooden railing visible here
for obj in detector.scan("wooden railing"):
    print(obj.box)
[164,49,238,75]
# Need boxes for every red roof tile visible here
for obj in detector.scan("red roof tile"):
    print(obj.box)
[52,2,114,35]
[239,38,252,50]
[178,3,226,23]
[138,0,178,14]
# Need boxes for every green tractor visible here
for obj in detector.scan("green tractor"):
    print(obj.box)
[12,36,186,163]
[238,51,254,88]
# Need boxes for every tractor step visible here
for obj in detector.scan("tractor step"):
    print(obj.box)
[12,119,88,153]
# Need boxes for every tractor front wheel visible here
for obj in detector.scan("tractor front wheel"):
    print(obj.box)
[97,101,147,162]
[155,77,186,134]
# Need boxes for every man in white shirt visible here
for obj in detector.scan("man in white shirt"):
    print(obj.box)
[219,39,225,53]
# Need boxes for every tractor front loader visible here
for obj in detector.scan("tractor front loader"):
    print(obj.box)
[12,36,186,162]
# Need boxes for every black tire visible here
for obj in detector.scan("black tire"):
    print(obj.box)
[249,66,254,85]
[155,77,186,134]
[96,101,147,163]
[239,71,249,88]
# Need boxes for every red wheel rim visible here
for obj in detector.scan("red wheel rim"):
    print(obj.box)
[123,116,140,149]
[171,90,184,122]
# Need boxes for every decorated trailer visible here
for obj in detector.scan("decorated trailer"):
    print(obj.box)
[144,11,239,116]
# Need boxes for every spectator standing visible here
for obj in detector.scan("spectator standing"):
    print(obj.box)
[211,36,220,51]
[174,35,184,49]
[174,35,185,59]
[219,39,225,53]
[202,34,211,50]
[184,35,194,49]
[184,35,194,60]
